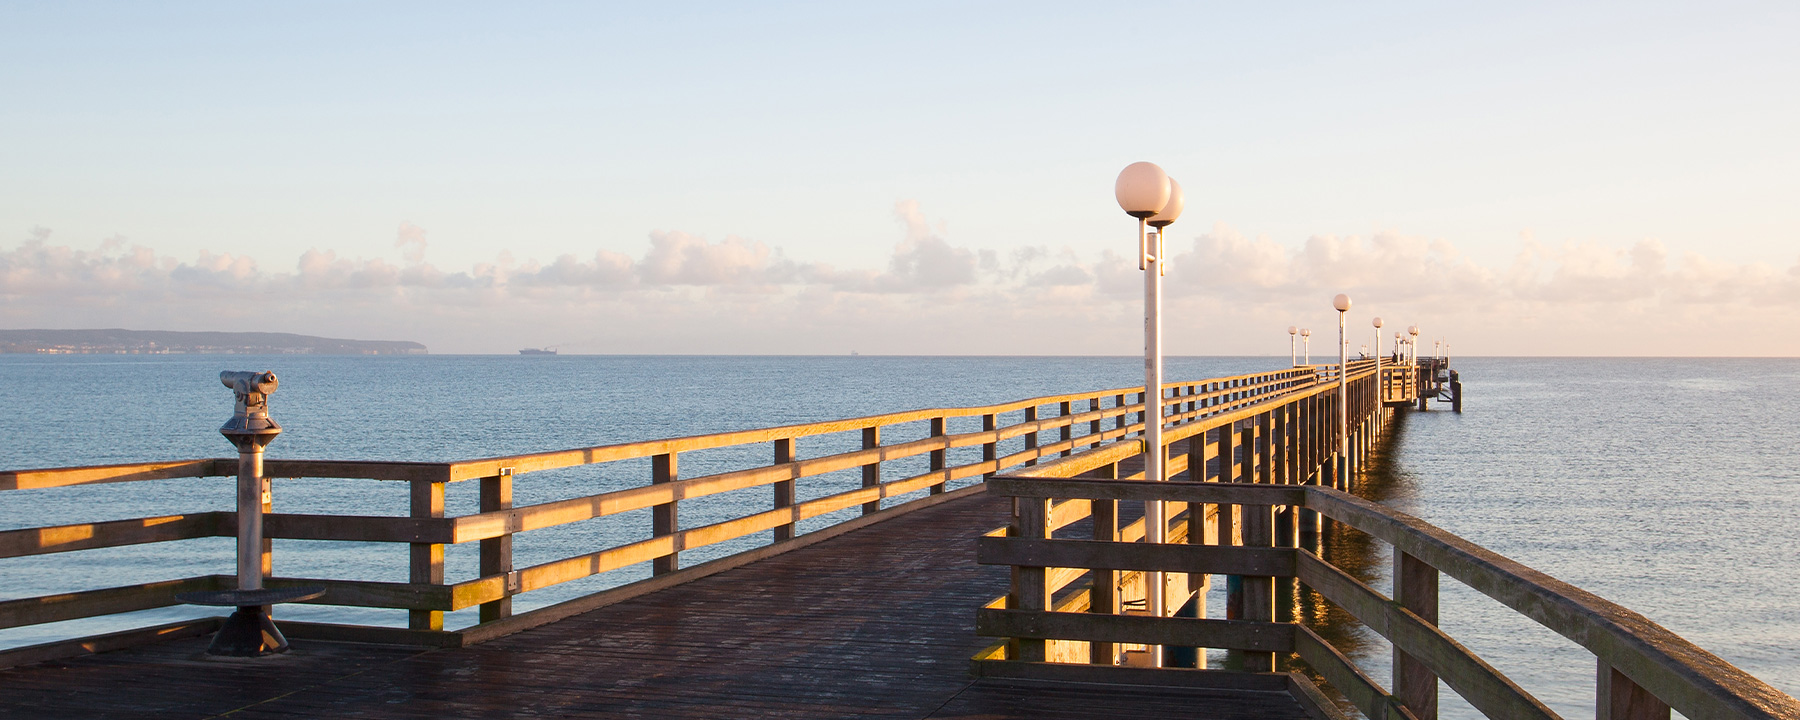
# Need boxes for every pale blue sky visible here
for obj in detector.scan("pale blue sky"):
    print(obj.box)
[3,2,1797,354]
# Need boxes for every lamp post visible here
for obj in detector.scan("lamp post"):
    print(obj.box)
[1116,161,1175,666]
[1409,325,1420,363]
[1301,328,1311,364]
[1288,326,1298,366]
[1333,294,1351,489]
[1372,317,1384,402]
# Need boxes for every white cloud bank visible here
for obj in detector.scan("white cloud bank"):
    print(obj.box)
[4,206,1799,355]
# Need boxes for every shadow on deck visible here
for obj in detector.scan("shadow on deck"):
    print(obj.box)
[0,491,1317,719]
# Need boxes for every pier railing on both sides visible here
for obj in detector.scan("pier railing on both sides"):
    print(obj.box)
[1,361,1402,666]
[970,372,1800,720]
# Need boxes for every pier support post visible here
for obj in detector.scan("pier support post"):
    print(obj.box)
[1597,661,1671,720]
[861,426,881,515]
[1394,551,1440,720]
[773,438,796,542]
[479,469,514,622]
[652,453,678,575]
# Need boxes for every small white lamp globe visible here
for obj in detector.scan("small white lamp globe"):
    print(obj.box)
[1372,317,1383,329]
[1114,162,1171,219]
[1333,294,1352,312]
[1289,326,1298,336]
[1147,178,1184,228]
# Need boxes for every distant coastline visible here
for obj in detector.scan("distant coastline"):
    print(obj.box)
[0,329,427,355]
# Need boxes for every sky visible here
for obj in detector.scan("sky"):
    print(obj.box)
[3,2,1797,355]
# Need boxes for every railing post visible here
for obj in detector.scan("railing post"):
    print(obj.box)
[1597,661,1672,720]
[861,426,881,515]
[1087,398,1102,450]
[929,416,947,494]
[1059,401,1073,457]
[1394,551,1441,720]
[1090,462,1119,666]
[652,452,678,575]
[409,480,445,630]
[1013,495,1050,662]
[1115,393,1127,433]
[774,438,796,542]
[1241,497,1274,672]
[479,468,514,623]
[982,413,998,477]
[1023,406,1040,466]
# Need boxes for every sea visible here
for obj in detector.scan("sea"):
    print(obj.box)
[2,354,1796,718]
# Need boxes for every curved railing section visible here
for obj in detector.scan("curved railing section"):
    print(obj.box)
[973,402,1800,719]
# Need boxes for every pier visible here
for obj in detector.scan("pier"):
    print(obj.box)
[3,358,1797,719]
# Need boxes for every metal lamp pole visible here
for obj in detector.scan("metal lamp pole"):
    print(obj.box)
[1372,317,1384,402]
[1333,294,1351,489]
[1288,326,1298,366]
[1116,161,1178,667]
[1301,328,1311,365]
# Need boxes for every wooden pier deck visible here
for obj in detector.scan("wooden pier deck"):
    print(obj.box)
[7,359,1799,720]
[0,491,1316,719]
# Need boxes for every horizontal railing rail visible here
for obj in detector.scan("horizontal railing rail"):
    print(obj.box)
[978,465,1800,720]
[0,365,1351,661]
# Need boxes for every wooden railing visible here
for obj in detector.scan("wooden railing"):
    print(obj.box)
[974,399,1800,719]
[0,366,1324,662]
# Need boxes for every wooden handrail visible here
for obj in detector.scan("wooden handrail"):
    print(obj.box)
[978,470,1800,720]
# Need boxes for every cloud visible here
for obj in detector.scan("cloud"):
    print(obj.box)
[5,215,1800,355]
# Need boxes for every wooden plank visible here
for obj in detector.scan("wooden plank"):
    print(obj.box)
[1294,551,1557,720]
[1303,486,1800,720]
[262,459,453,483]
[0,575,221,630]
[1090,489,1119,665]
[479,470,514,622]
[264,576,453,610]
[968,659,1295,693]
[1394,550,1440,720]
[263,513,456,544]
[773,438,797,542]
[861,426,881,514]
[0,616,222,670]
[652,452,678,575]
[976,608,1292,652]
[988,476,1304,507]
[978,538,1295,577]
[408,480,445,630]
[1293,624,1419,720]
[1013,495,1050,661]
[279,620,462,648]
[458,483,987,644]
[0,459,223,491]
[1599,660,1673,720]
[0,512,227,558]
[441,382,1196,482]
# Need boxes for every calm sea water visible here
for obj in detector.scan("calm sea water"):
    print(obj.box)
[2,355,1795,717]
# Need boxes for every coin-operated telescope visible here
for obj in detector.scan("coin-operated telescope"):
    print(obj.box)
[219,370,281,447]
[178,370,322,656]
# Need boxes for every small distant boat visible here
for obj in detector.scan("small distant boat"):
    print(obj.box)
[519,348,557,356]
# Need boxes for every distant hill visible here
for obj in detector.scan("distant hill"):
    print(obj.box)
[0,329,427,355]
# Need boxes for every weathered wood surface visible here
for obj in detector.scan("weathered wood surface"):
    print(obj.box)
[0,491,1315,719]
